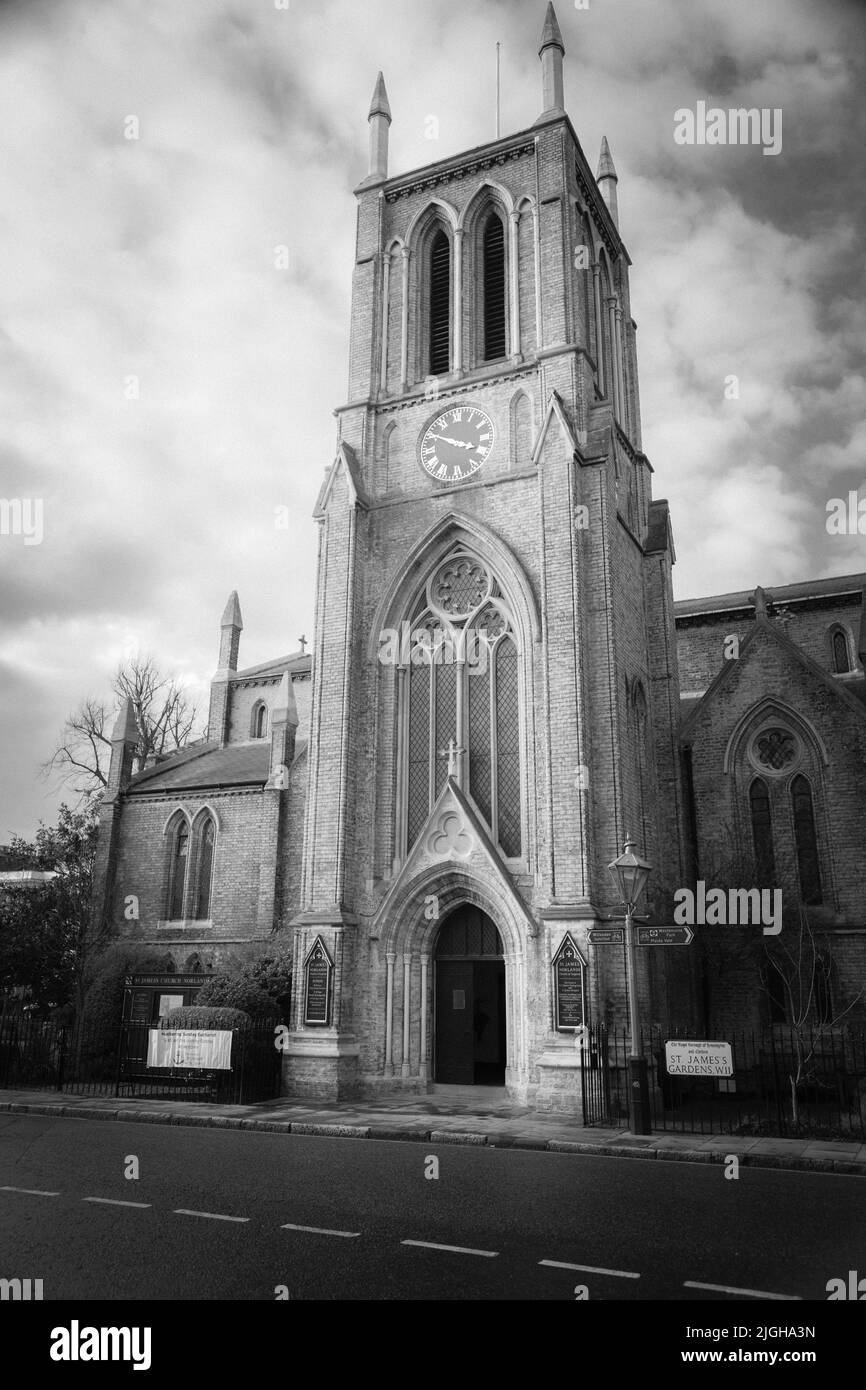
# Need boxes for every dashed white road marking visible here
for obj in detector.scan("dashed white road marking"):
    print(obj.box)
[173,1208,249,1223]
[281,1223,360,1238]
[684,1280,802,1300]
[402,1239,498,1258]
[83,1197,152,1209]
[0,1185,60,1197]
[540,1259,640,1279]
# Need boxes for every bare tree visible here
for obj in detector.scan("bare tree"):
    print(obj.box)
[42,654,203,805]
[761,907,863,1128]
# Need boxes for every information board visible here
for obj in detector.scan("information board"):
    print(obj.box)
[552,933,586,1031]
[303,938,333,1026]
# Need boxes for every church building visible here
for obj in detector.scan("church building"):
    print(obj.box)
[91,5,866,1111]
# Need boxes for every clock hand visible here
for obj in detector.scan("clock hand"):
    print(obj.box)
[429,433,476,450]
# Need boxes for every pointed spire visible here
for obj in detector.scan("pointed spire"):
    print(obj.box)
[539,2,565,55]
[217,591,243,673]
[538,3,565,116]
[221,590,243,631]
[272,671,299,727]
[597,136,620,227]
[368,71,391,123]
[597,136,617,181]
[366,71,391,182]
[110,697,140,746]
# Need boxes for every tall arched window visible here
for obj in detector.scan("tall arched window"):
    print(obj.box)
[814,958,832,1024]
[482,213,506,360]
[167,819,189,920]
[760,960,787,1024]
[749,777,775,883]
[429,230,451,376]
[831,628,850,673]
[402,552,522,859]
[791,774,822,905]
[251,702,267,739]
[192,817,216,920]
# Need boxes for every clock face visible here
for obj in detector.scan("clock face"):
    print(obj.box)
[419,404,495,484]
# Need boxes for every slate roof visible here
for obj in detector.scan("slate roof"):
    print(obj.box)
[127,742,270,793]
[126,737,309,794]
[233,652,311,681]
[675,572,866,621]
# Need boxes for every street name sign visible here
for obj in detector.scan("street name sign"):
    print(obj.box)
[665,1040,733,1077]
[588,927,625,945]
[636,925,693,946]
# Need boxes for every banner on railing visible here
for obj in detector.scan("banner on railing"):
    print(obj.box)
[146,1029,233,1070]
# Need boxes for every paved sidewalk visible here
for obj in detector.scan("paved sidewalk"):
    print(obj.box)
[1,1087,864,1175]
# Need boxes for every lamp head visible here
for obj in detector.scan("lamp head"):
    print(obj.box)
[607,836,652,909]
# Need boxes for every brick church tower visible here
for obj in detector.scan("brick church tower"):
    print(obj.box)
[283,4,692,1106]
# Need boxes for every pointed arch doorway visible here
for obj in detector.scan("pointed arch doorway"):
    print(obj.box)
[434,905,506,1084]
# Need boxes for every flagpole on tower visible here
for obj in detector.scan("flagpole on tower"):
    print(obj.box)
[495,41,501,139]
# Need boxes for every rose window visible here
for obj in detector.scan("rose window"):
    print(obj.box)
[753,728,798,772]
[430,557,491,618]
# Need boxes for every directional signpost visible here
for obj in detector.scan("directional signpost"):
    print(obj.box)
[636,925,693,946]
[588,926,624,945]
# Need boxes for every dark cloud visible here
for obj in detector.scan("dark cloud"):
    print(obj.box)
[0,0,863,835]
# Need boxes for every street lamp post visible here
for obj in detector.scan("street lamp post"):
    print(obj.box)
[607,836,653,1136]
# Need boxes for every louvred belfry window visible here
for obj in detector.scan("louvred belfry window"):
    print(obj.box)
[401,553,522,859]
[482,214,506,360]
[429,230,451,376]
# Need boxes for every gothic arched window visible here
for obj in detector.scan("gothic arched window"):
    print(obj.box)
[760,960,787,1024]
[814,958,832,1024]
[831,628,850,674]
[429,230,451,376]
[192,817,216,920]
[749,777,775,883]
[482,212,506,361]
[791,774,822,905]
[167,818,189,920]
[401,552,522,859]
[251,701,267,739]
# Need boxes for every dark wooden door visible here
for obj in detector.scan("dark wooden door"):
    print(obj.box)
[435,960,474,1083]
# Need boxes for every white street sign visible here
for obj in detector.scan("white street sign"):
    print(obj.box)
[664,1040,733,1077]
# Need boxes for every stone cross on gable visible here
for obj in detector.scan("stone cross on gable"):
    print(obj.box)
[298,634,308,655]
[437,738,465,778]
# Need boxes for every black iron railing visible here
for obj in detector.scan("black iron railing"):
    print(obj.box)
[580,1022,866,1137]
[0,1016,283,1104]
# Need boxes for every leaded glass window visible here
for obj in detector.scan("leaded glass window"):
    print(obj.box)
[400,552,522,859]
[749,777,775,884]
[167,819,189,920]
[193,817,215,920]
[791,774,822,905]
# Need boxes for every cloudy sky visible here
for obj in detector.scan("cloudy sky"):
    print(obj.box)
[0,0,864,838]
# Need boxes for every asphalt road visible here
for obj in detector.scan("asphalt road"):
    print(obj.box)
[0,1114,863,1301]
